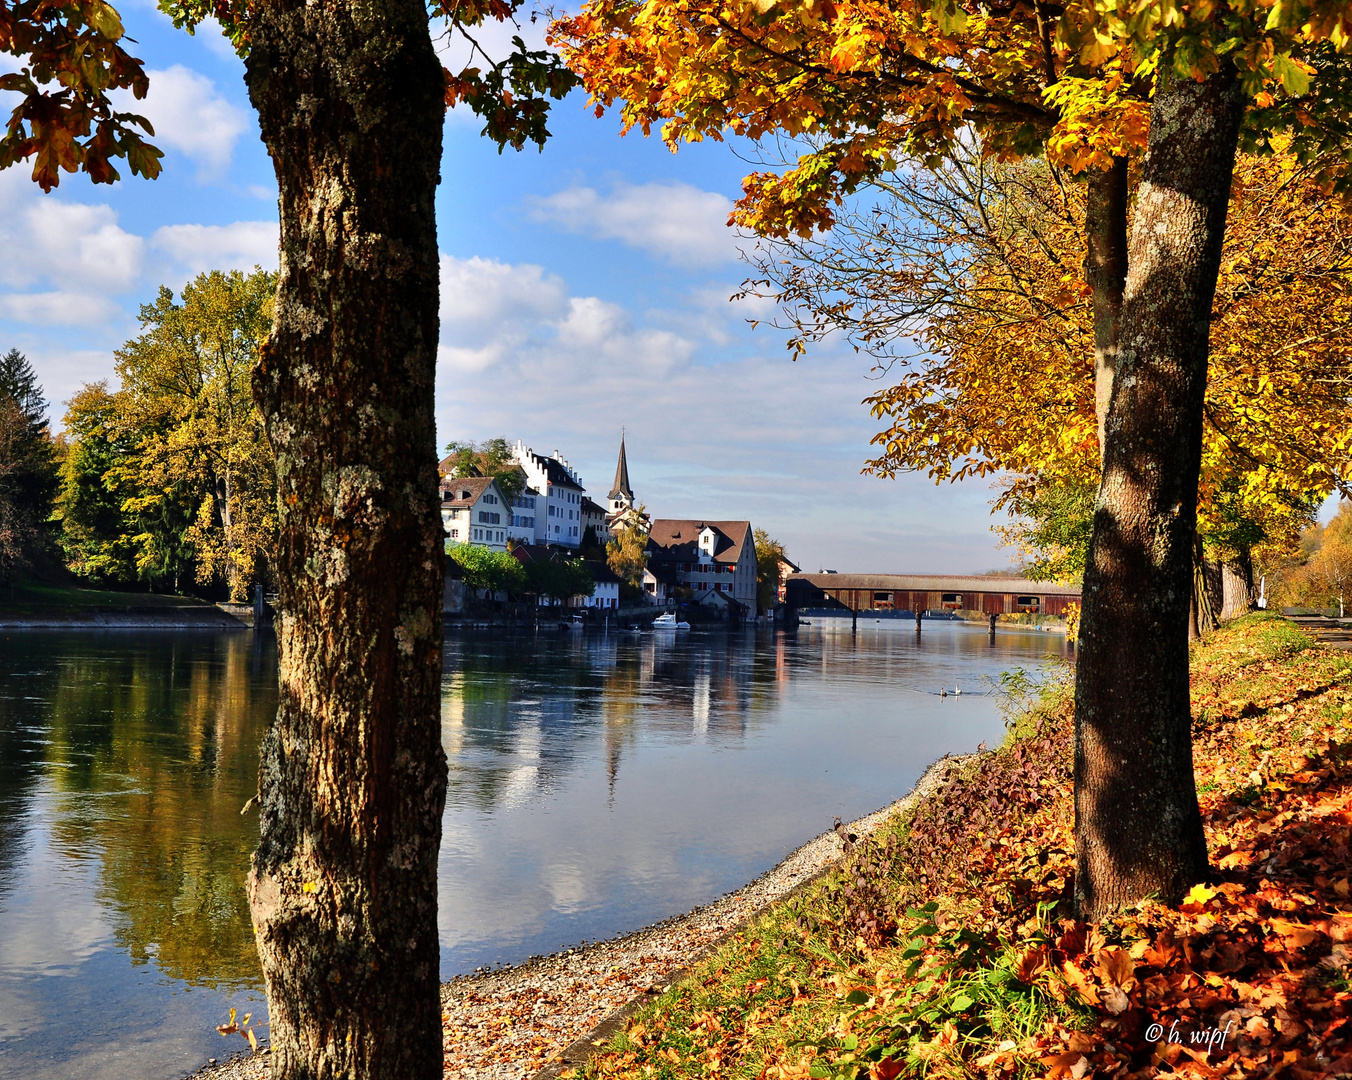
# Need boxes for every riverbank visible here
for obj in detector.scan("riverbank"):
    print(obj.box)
[556,612,1352,1080]
[187,758,965,1080]
[0,578,246,628]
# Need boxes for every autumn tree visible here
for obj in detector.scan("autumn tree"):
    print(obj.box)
[754,528,791,610]
[114,270,277,601]
[555,0,1352,917]
[7,0,577,1073]
[0,348,58,580]
[746,144,1351,584]
[1282,504,1352,615]
[607,503,650,588]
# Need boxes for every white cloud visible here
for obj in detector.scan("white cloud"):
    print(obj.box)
[0,292,122,327]
[151,220,278,276]
[527,181,740,267]
[0,174,145,292]
[433,252,1009,573]
[139,65,249,180]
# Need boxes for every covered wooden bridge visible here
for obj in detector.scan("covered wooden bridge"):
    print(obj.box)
[784,573,1080,624]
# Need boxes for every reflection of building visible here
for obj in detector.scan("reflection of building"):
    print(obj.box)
[440,476,510,550]
[512,441,588,549]
[644,519,758,619]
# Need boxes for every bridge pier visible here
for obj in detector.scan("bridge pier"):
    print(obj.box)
[988,612,996,638]
[914,609,922,634]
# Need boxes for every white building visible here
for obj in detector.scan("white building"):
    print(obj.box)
[440,476,510,551]
[645,519,758,619]
[584,560,622,609]
[581,496,609,545]
[511,441,588,549]
[507,490,538,546]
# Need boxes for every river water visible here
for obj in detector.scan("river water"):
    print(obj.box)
[0,621,1067,1079]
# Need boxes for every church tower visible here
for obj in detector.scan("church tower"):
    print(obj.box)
[608,433,635,516]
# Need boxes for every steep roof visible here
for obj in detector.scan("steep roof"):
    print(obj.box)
[439,476,499,507]
[647,519,753,565]
[580,496,607,516]
[609,435,633,500]
[539,456,584,492]
[515,443,585,492]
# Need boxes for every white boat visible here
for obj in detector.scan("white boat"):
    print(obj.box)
[652,612,690,630]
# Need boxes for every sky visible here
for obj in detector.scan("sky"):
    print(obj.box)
[2,4,1041,574]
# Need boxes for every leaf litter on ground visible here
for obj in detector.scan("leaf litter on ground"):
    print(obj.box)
[560,612,1352,1080]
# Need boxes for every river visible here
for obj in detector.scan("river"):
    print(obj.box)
[0,620,1067,1079]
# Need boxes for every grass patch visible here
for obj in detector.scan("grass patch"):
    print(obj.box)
[0,574,209,613]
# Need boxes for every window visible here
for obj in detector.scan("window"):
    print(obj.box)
[941,593,962,610]
[449,528,458,539]
[478,511,501,525]
[1016,596,1041,612]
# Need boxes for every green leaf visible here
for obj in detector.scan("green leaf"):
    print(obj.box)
[842,1034,859,1051]
[1272,54,1311,97]
[845,989,870,1005]
[950,993,975,1011]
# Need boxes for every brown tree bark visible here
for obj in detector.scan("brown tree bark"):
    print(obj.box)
[1073,63,1246,920]
[242,0,448,1076]
[1083,155,1129,460]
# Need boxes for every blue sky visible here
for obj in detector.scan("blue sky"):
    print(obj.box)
[0,1,1038,574]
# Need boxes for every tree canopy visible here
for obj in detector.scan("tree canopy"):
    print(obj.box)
[52,270,278,598]
[450,543,528,594]
[441,437,526,502]
[554,0,1352,239]
[747,143,1352,579]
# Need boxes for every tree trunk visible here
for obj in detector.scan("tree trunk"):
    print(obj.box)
[242,0,448,1076]
[1073,64,1246,920]
[1083,155,1129,461]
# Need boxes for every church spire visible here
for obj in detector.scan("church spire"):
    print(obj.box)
[609,432,633,502]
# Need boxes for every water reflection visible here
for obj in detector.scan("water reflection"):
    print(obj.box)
[0,633,273,1079]
[0,620,1064,1080]
[436,622,1066,972]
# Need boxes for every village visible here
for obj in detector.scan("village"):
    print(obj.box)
[439,436,773,622]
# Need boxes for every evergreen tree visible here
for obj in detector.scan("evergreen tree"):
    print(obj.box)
[0,349,58,581]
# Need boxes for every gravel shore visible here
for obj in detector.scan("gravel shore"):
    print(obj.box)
[188,756,960,1080]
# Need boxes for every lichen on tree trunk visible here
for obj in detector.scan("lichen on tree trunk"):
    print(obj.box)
[1073,63,1246,920]
[242,0,448,1075]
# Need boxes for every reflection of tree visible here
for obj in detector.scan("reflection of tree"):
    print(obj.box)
[0,656,51,907]
[36,634,276,989]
